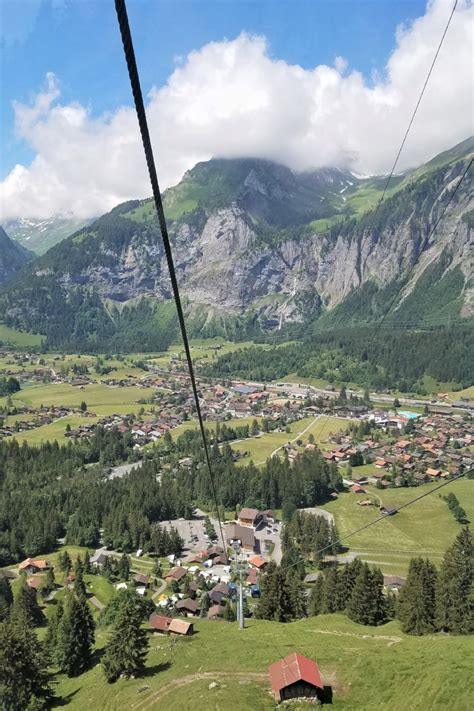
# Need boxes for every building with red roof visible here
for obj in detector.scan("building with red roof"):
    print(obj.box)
[268,652,324,703]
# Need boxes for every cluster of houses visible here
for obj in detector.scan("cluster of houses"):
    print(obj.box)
[0,405,96,439]
[323,411,472,488]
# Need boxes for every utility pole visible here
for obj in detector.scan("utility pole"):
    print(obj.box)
[232,540,246,630]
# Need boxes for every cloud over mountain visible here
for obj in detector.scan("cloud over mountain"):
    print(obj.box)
[1,0,472,220]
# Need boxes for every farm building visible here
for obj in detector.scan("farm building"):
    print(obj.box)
[18,558,51,574]
[269,652,324,703]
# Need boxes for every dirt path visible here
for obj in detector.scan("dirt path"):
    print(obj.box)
[304,627,402,644]
[132,671,268,709]
[255,415,321,465]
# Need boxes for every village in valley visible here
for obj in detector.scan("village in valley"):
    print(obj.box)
[1,340,473,707]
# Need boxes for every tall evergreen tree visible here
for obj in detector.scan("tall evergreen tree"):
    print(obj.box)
[11,580,44,627]
[398,558,438,635]
[346,564,386,626]
[45,599,64,665]
[102,591,149,682]
[308,576,325,616]
[0,576,13,621]
[254,563,293,623]
[57,591,95,677]
[436,528,473,634]
[286,570,308,619]
[118,554,130,581]
[0,616,53,708]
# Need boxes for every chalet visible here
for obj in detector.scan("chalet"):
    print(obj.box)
[175,598,199,616]
[225,523,256,554]
[207,604,225,620]
[238,507,262,528]
[383,575,406,592]
[26,577,43,591]
[149,613,172,633]
[165,566,188,583]
[133,573,150,587]
[169,618,193,635]
[18,558,50,575]
[149,614,193,635]
[269,652,324,703]
[246,568,260,586]
[249,556,268,570]
[380,504,398,516]
[350,484,364,494]
[426,467,442,478]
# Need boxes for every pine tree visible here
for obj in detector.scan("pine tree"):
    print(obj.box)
[45,599,64,664]
[57,591,95,677]
[0,575,13,621]
[223,602,237,621]
[11,580,44,627]
[83,550,92,574]
[436,528,473,634]
[0,615,53,708]
[254,563,293,622]
[309,576,325,616]
[118,554,130,581]
[286,570,307,618]
[59,550,72,573]
[347,564,386,626]
[200,592,211,618]
[398,558,438,635]
[102,591,149,682]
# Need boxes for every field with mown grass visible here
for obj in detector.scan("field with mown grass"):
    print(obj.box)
[49,613,472,710]
[229,415,350,465]
[321,479,474,575]
[0,324,44,347]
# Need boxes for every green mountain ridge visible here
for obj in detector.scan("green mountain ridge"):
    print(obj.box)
[0,137,472,351]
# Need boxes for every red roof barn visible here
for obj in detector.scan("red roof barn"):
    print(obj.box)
[269,652,324,703]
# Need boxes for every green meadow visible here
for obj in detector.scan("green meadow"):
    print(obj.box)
[49,614,472,710]
[321,479,474,575]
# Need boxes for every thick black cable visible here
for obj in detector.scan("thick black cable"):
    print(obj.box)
[114,0,227,554]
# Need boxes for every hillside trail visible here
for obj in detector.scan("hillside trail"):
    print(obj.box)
[131,671,268,709]
[256,415,321,465]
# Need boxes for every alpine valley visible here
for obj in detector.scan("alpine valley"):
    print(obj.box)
[0,136,473,351]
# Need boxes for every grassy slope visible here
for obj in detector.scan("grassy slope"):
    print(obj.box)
[229,415,350,465]
[51,614,472,710]
[322,479,474,575]
[0,324,43,347]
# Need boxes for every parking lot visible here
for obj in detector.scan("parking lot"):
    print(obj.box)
[160,517,209,553]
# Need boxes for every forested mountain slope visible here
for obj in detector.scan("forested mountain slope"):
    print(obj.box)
[0,227,34,285]
[0,138,472,350]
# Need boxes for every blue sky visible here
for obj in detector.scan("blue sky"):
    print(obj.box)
[1,0,471,220]
[1,0,427,178]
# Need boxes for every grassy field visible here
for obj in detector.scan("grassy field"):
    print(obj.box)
[50,613,472,710]
[229,415,350,465]
[0,324,44,347]
[1,382,152,415]
[323,479,474,575]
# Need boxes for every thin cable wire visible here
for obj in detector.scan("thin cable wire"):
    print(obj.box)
[114,0,226,554]
[329,0,460,304]
[378,0,459,205]
[273,471,467,578]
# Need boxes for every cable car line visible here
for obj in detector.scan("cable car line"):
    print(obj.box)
[114,0,227,554]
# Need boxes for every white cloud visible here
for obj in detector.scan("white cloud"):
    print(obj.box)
[1,0,473,220]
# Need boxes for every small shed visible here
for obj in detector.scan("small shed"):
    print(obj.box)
[269,652,324,703]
